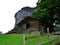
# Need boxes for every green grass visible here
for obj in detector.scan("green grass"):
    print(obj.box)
[0,34,57,45]
[25,34,38,37]
[0,34,37,45]
[42,37,60,45]
[0,34,23,45]
[26,35,57,45]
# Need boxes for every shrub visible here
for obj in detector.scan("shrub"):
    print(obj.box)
[54,27,60,32]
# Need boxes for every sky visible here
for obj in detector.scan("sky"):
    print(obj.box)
[0,0,38,33]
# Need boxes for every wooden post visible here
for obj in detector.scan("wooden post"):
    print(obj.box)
[47,28,50,39]
[41,26,44,36]
[23,34,25,45]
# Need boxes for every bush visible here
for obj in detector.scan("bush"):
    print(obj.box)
[0,31,2,34]
[54,27,60,32]
[13,25,22,33]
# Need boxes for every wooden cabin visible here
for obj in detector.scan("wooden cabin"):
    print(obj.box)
[18,16,45,34]
[6,7,45,34]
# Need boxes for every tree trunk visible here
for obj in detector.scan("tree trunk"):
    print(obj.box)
[47,28,50,39]
[38,21,41,31]
[49,24,54,33]
[44,25,47,33]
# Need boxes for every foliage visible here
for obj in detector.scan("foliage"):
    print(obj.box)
[54,27,60,32]
[13,25,22,33]
[33,0,60,20]
[0,31,2,34]
[32,0,60,32]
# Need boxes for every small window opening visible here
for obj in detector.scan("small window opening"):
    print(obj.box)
[26,23,30,29]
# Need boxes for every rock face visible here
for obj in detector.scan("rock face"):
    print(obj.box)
[6,7,37,34]
[15,7,36,25]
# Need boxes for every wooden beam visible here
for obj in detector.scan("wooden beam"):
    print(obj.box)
[47,28,50,39]
[23,34,25,45]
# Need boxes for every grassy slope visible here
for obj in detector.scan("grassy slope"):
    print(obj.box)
[26,35,57,45]
[43,37,60,45]
[0,34,57,45]
[0,34,37,45]
[0,34,23,45]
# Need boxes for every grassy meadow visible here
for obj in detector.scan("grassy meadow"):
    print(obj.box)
[0,34,58,45]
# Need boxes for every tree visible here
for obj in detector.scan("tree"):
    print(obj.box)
[0,31,2,34]
[32,0,60,33]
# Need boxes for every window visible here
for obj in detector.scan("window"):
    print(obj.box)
[31,23,34,28]
[26,23,30,29]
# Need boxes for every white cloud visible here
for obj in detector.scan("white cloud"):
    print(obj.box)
[0,0,38,33]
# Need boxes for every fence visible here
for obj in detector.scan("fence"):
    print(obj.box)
[23,34,41,45]
[22,34,58,45]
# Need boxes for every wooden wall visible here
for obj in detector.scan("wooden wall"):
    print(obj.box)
[21,20,40,34]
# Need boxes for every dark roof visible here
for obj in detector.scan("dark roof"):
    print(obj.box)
[17,16,39,26]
